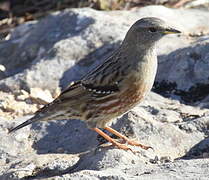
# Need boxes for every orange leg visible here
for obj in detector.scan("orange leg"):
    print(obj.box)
[93,128,132,151]
[104,127,152,150]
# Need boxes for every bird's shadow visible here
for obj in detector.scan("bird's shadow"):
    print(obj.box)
[31,119,98,154]
[24,116,132,179]
[18,146,116,180]
[31,106,131,155]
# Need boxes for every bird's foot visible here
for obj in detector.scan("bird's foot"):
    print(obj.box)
[122,139,153,150]
[93,127,153,152]
[93,127,133,152]
[104,126,152,150]
[111,140,133,152]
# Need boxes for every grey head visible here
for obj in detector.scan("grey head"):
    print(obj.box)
[123,17,181,49]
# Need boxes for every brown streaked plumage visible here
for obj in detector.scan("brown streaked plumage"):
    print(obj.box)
[8,17,180,151]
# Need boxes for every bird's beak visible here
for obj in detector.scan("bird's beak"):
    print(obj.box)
[163,28,181,34]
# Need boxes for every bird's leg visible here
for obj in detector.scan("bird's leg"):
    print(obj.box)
[93,128,132,151]
[104,127,152,150]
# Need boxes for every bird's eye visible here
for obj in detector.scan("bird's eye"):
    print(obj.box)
[148,27,157,33]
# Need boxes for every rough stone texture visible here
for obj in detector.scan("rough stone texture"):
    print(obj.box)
[1,92,209,179]
[156,37,209,100]
[1,5,209,180]
[0,88,56,120]
[1,5,209,95]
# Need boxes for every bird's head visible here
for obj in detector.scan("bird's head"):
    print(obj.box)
[124,17,181,49]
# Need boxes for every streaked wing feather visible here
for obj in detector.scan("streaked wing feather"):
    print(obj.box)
[81,83,119,97]
[58,48,123,100]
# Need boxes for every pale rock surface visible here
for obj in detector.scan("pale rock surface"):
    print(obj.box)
[1,5,209,180]
[1,92,209,179]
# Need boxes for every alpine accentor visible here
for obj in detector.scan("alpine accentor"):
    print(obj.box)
[9,17,180,151]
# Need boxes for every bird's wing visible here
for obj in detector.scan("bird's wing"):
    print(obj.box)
[59,51,122,99]
[59,77,119,100]
[8,53,122,133]
[81,52,123,96]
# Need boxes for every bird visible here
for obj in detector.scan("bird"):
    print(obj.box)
[8,17,181,151]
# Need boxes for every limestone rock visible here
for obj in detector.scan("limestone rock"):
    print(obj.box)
[29,87,54,104]
[1,6,209,95]
[1,5,209,180]
[1,92,209,179]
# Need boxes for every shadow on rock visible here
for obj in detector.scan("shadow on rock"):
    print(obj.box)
[19,147,119,180]
[153,41,209,106]
[31,112,135,155]
[31,114,132,155]
[180,137,209,159]
[0,13,95,80]
[31,119,98,154]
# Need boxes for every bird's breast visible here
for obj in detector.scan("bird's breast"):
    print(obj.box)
[116,53,158,113]
[84,50,158,121]
[118,77,149,111]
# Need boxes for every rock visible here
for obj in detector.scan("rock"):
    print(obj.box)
[155,37,209,102]
[1,92,209,179]
[0,64,6,72]
[29,87,54,104]
[1,5,209,180]
[184,0,209,10]
[1,5,209,96]
[0,88,56,120]
[16,89,29,101]
[0,91,38,119]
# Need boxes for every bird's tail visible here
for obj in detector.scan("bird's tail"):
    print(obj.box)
[8,116,37,133]
[8,97,62,134]
[8,114,43,134]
